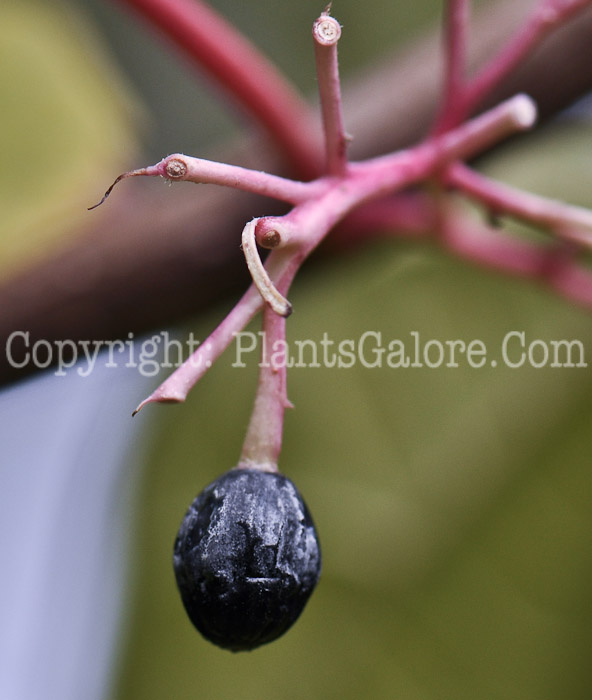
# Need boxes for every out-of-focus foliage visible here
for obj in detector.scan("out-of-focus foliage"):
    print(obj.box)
[0,0,137,276]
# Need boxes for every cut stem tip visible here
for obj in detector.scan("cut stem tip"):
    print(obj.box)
[509,94,537,129]
[313,14,341,46]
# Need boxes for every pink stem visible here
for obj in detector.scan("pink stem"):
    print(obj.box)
[133,93,540,412]
[329,194,592,311]
[441,209,592,309]
[341,196,592,311]
[117,0,322,178]
[306,93,537,234]
[238,288,291,471]
[352,94,535,187]
[443,209,553,274]
[150,153,324,203]
[250,95,538,289]
[333,192,437,246]
[132,284,263,414]
[445,162,592,246]
[550,259,592,307]
[132,249,298,412]
[313,13,348,175]
[89,154,330,211]
[462,0,592,122]
[432,0,471,134]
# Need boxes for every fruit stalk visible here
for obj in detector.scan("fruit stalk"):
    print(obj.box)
[238,278,292,472]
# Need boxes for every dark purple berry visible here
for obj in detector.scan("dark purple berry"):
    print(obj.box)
[173,467,321,652]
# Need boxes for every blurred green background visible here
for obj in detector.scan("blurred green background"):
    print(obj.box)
[2,1,591,699]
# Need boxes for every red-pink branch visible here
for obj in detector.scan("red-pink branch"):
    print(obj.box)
[3,0,592,389]
[118,0,322,178]
[466,0,592,116]
[434,0,592,132]
[432,0,470,134]
[441,210,592,308]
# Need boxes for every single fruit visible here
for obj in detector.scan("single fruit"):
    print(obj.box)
[173,467,321,652]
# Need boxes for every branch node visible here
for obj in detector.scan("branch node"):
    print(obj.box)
[259,230,282,249]
[165,157,188,180]
[241,219,292,317]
